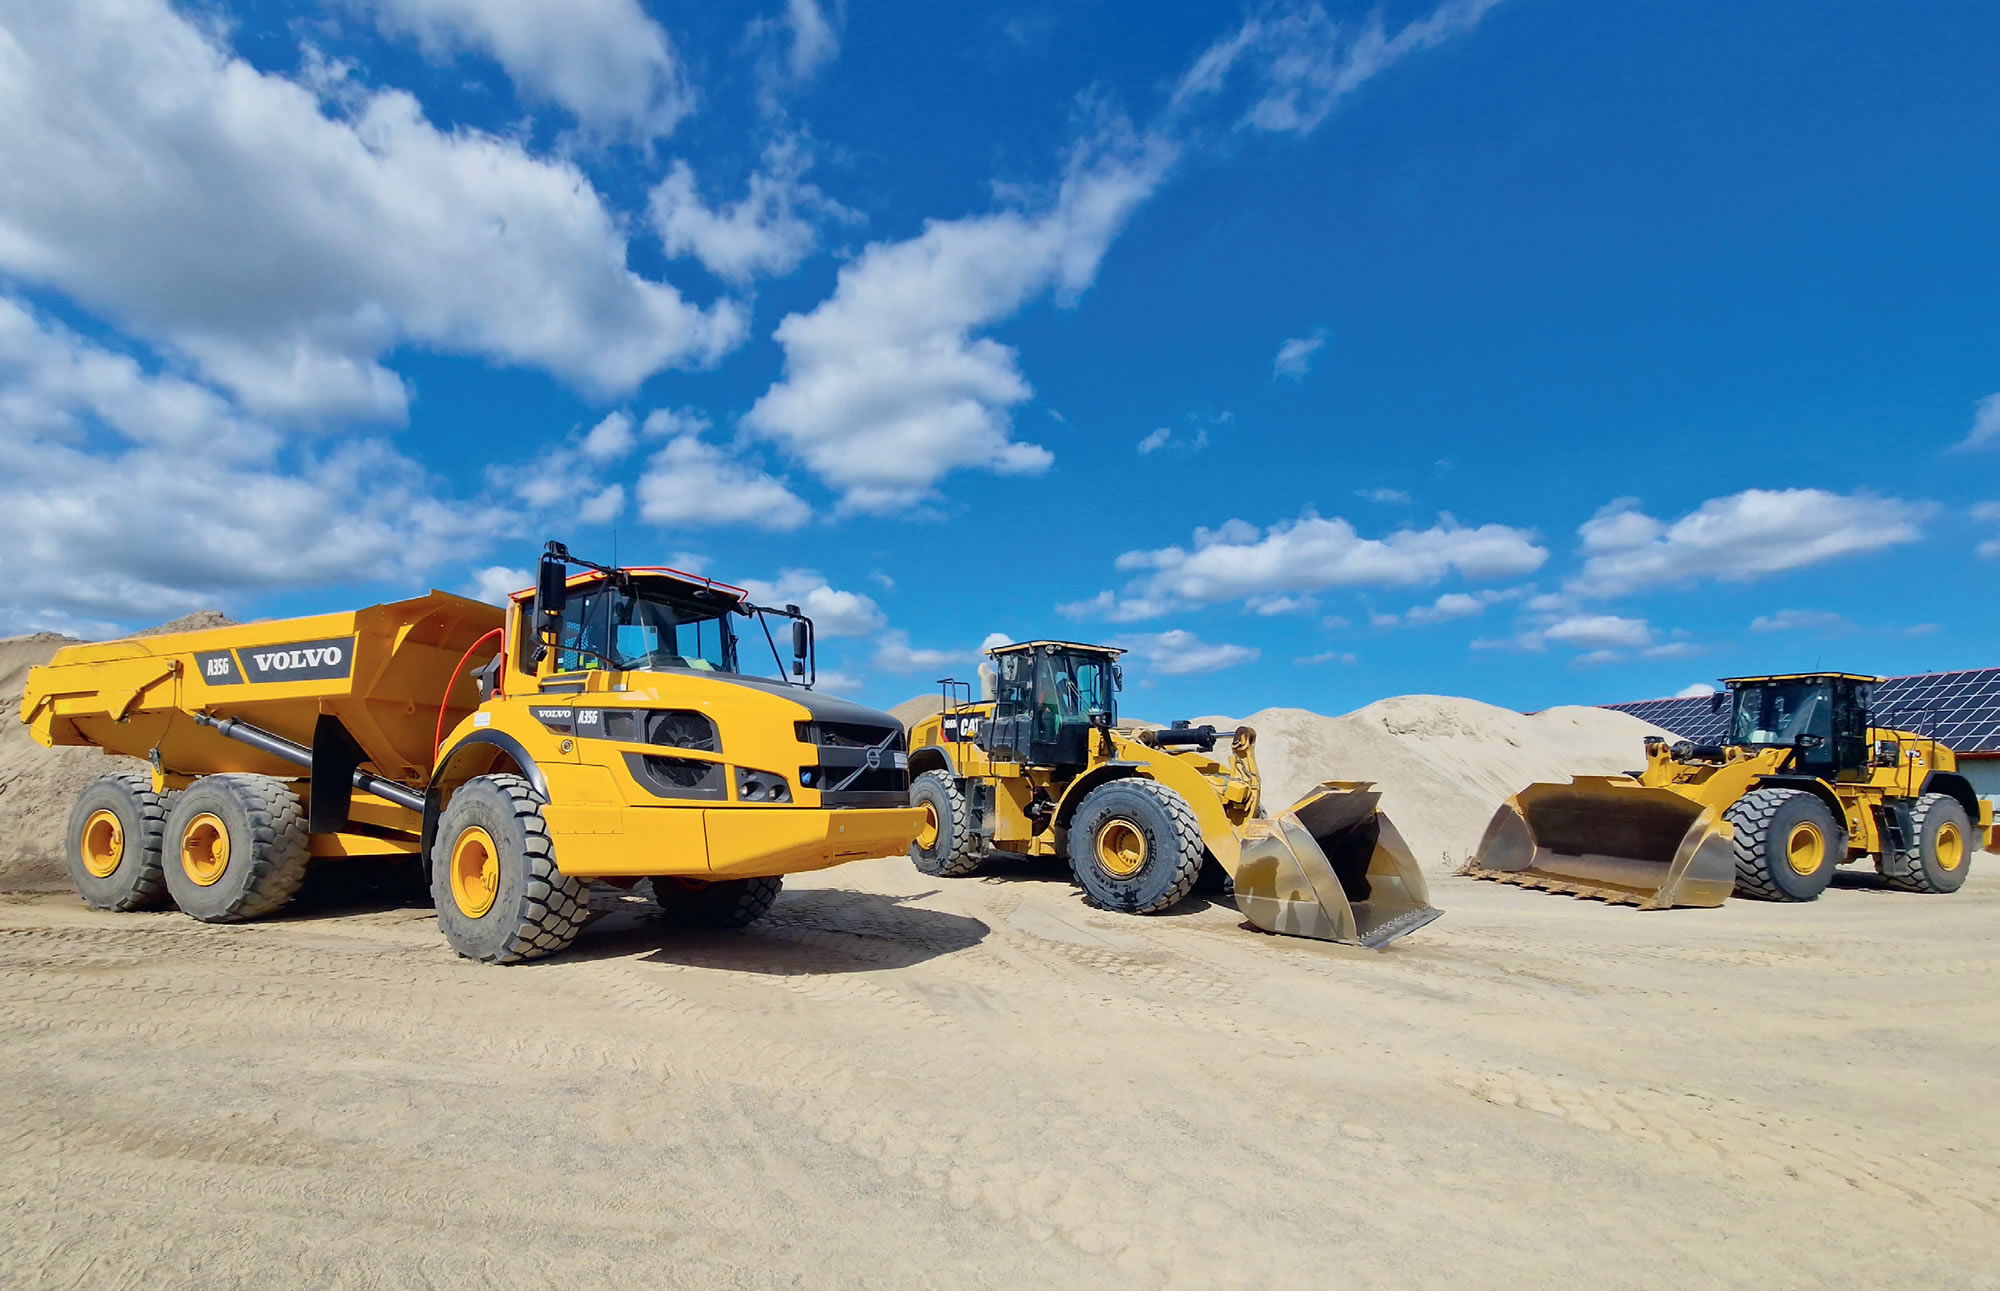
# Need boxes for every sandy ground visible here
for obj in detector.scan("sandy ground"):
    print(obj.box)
[3,855,1995,1290]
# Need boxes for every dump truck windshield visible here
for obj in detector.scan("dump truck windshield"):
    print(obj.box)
[557,582,738,674]
[1729,681,1834,748]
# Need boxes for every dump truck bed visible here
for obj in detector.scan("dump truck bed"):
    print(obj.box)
[21,592,502,784]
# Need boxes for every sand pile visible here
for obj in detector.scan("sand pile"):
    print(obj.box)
[1197,696,1672,871]
[0,613,238,883]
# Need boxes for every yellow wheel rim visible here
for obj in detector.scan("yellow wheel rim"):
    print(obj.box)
[1096,819,1148,879]
[1936,822,1965,873]
[81,809,124,879]
[915,802,940,851]
[450,826,501,919]
[180,813,231,887]
[1785,822,1825,876]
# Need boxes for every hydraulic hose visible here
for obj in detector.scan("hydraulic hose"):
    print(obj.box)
[434,628,504,760]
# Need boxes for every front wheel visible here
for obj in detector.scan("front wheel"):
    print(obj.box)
[1726,787,1843,902]
[432,774,588,963]
[1880,793,1973,894]
[909,770,981,877]
[1066,779,1204,915]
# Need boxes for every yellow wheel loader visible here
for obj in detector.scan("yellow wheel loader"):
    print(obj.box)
[21,541,926,962]
[903,641,1441,947]
[1469,672,1991,908]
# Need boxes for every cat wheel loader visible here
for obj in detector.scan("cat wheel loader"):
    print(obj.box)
[1469,672,1990,907]
[903,640,1441,947]
[21,540,925,963]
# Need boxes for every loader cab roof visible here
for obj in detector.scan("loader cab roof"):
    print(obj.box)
[986,640,1126,659]
[1722,672,1882,687]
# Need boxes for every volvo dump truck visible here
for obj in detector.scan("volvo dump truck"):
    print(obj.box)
[21,541,924,962]
[1469,672,1987,907]
[903,640,1440,947]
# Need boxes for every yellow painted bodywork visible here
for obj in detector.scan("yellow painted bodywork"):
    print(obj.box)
[907,693,1440,947]
[21,577,923,887]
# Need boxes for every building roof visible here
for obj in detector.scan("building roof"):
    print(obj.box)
[1604,668,2000,755]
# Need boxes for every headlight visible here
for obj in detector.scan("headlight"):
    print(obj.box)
[736,767,792,803]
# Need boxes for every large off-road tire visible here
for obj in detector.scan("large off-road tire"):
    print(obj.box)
[432,774,587,963]
[64,773,173,912]
[162,775,311,922]
[1880,793,1974,894]
[652,875,783,928]
[909,769,981,877]
[1726,787,1843,902]
[1066,778,1204,915]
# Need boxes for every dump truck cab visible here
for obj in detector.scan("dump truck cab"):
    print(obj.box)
[1472,670,1988,908]
[904,639,1440,948]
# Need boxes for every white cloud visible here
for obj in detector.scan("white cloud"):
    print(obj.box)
[1297,649,1358,665]
[873,631,966,675]
[1673,682,1717,699]
[1570,490,1930,597]
[1171,0,1505,136]
[467,566,530,606]
[739,571,884,637]
[577,483,626,525]
[649,136,858,284]
[979,632,1014,652]
[813,669,865,695]
[1540,614,1655,650]
[635,423,811,531]
[1356,487,1410,505]
[868,570,895,591]
[580,411,636,462]
[1959,393,2000,449]
[748,0,842,106]
[0,301,508,632]
[0,0,743,420]
[1056,589,1182,623]
[359,0,693,140]
[1120,629,1259,676]
[1272,330,1326,379]
[743,109,1177,512]
[1749,608,1850,633]
[1086,511,1546,618]
[1137,427,1172,454]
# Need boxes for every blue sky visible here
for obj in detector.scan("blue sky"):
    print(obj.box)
[2,0,1996,718]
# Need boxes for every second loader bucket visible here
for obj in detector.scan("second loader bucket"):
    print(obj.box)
[1469,777,1736,909]
[1231,783,1442,948]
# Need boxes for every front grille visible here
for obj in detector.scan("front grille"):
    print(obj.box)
[799,721,904,752]
[800,763,909,809]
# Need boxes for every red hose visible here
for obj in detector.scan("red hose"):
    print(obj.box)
[435,628,504,760]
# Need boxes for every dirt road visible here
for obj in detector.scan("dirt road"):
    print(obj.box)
[2,857,1995,1289]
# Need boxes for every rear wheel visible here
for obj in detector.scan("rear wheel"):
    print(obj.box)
[909,769,981,877]
[162,775,310,922]
[1726,787,1842,902]
[64,773,173,912]
[652,875,782,928]
[432,774,587,963]
[1880,793,1973,894]
[1066,779,1203,915]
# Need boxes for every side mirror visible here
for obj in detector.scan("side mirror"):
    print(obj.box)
[788,605,809,678]
[533,552,567,641]
[1111,664,1123,689]
[1708,689,1724,713]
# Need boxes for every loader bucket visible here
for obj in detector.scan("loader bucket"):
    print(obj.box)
[1469,777,1736,909]
[1232,783,1442,948]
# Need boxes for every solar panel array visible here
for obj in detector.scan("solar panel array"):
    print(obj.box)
[1605,668,2000,755]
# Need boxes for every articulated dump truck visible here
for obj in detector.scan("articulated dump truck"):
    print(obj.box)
[904,640,1441,947]
[1469,672,1988,908]
[20,542,925,962]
